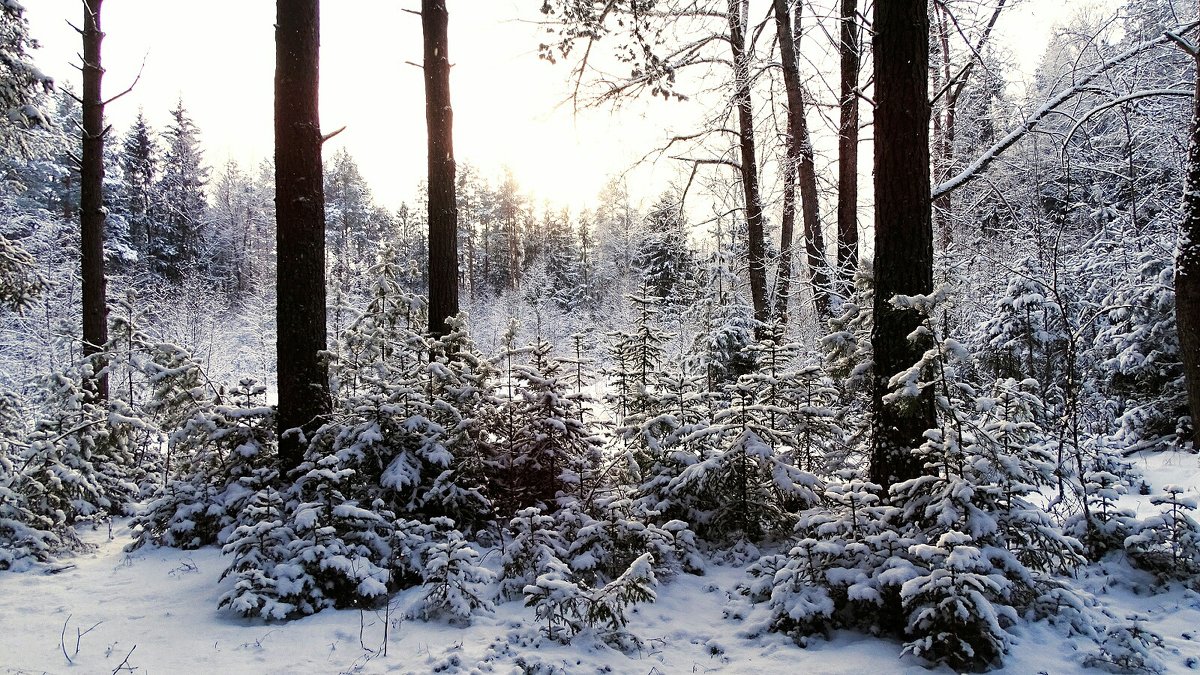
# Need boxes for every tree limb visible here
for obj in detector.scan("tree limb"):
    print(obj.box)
[932,22,1199,200]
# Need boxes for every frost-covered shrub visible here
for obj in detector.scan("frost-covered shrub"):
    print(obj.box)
[1085,618,1167,674]
[1125,485,1200,587]
[501,507,567,599]
[900,531,1014,672]
[523,551,658,642]
[414,518,495,622]
[129,380,274,550]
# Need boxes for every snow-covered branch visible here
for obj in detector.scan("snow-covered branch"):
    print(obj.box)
[932,22,1199,200]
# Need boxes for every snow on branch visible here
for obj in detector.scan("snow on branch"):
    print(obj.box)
[932,21,1199,201]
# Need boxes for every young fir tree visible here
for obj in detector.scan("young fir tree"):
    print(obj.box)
[1124,484,1200,587]
[883,289,1086,669]
[131,377,273,550]
[671,379,820,541]
[633,192,698,310]
[420,313,496,530]
[413,517,495,622]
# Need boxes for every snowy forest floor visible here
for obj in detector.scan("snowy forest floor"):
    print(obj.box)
[3,450,1200,675]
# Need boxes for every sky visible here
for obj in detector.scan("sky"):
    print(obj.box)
[24,0,687,212]
[23,0,1107,215]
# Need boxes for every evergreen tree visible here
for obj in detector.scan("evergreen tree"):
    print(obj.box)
[0,0,53,130]
[117,111,156,262]
[633,192,697,308]
[152,99,209,278]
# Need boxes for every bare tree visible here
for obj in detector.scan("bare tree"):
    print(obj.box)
[835,0,860,295]
[275,0,331,473]
[728,0,770,326]
[423,0,459,337]
[539,0,774,327]
[773,0,830,320]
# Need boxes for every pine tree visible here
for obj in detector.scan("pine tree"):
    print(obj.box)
[152,99,209,278]
[117,111,156,262]
[633,192,697,309]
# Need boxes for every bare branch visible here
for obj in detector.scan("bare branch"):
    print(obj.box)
[929,0,1008,107]
[1063,88,1193,150]
[669,155,742,170]
[102,53,147,106]
[321,125,347,144]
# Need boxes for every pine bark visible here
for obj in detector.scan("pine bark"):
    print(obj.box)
[80,0,108,402]
[773,0,829,321]
[1177,35,1200,449]
[835,0,860,295]
[424,0,459,337]
[869,0,934,490]
[275,0,331,473]
[728,0,769,327]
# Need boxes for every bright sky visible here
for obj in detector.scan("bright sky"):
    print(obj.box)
[24,1,1110,215]
[25,0,687,212]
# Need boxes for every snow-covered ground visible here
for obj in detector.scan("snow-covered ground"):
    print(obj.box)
[2,450,1199,674]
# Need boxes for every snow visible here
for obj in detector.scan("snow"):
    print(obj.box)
[1,450,1198,673]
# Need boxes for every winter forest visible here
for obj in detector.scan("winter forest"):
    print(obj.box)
[2,0,1200,673]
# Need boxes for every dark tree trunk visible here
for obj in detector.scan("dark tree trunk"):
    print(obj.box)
[1177,34,1200,449]
[835,0,860,295]
[275,0,331,474]
[773,0,829,321]
[80,0,108,402]
[728,0,769,327]
[869,0,934,491]
[424,0,459,337]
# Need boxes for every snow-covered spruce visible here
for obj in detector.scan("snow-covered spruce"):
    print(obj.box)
[412,517,495,623]
[1084,617,1168,674]
[130,379,274,550]
[1124,484,1200,587]
[523,550,658,644]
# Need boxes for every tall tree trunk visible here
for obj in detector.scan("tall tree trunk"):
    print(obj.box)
[931,5,952,248]
[773,0,830,321]
[1177,32,1200,449]
[80,0,108,403]
[835,0,860,296]
[424,0,459,337]
[869,0,934,491]
[275,0,331,474]
[729,0,769,327]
